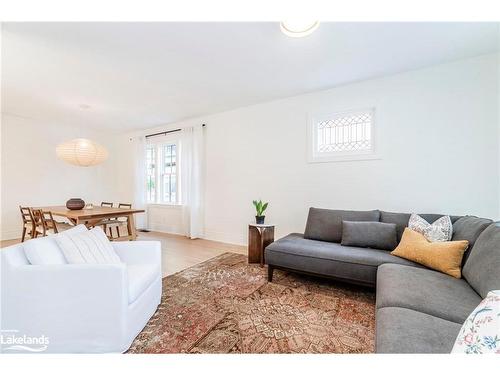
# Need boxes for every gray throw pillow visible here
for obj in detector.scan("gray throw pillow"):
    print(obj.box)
[341,221,398,251]
[304,208,380,243]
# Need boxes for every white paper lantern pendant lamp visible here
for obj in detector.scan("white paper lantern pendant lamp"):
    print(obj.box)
[280,21,320,38]
[56,138,108,167]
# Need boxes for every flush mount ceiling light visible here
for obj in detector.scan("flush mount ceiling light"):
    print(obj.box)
[280,21,320,38]
[56,138,108,167]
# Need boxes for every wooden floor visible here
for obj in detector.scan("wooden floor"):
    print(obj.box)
[0,231,247,277]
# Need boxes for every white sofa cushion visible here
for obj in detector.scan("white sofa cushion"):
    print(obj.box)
[23,224,88,265]
[56,226,122,264]
[127,264,160,304]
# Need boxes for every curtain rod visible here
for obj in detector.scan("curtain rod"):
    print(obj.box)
[145,124,206,139]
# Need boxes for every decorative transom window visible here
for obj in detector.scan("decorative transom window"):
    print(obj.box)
[146,141,179,204]
[308,109,377,162]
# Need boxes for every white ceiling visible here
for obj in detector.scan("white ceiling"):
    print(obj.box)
[2,22,499,132]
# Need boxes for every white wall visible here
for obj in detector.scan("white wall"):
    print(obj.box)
[117,54,500,245]
[498,51,500,216]
[0,113,118,240]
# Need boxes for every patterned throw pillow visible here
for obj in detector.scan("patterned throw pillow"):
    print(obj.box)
[55,226,122,264]
[408,213,452,242]
[452,290,500,354]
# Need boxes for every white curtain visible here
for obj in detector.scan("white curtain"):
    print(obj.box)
[180,125,205,239]
[133,135,148,230]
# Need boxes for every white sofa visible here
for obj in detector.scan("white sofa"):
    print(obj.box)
[0,240,162,353]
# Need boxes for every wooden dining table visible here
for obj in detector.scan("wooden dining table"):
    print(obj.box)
[37,205,145,241]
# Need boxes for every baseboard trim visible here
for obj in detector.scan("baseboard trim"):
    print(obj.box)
[145,226,246,247]
[1,229,21,241]
[147,223,185,236]
[202,229,246,247]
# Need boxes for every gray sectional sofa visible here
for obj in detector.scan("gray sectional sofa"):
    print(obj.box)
[265,208,500,353]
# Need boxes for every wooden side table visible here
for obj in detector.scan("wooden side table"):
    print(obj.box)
[248,224,275,267]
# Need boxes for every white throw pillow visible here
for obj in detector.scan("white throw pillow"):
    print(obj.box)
[408,213,453,242]
[452,290,500,354]
[23,224,88,265]
[55,226,121,264]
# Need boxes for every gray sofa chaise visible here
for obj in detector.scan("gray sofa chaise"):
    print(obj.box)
[264,207,500,353]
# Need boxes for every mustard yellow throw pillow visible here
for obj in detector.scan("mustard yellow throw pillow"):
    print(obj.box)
[391,228,469,278]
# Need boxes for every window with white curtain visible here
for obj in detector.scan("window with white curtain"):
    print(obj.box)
[308,108,378,162]
[146,141,179,204]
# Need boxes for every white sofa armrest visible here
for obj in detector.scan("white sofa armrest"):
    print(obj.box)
[112,241,161,266]
[1,263,128,352]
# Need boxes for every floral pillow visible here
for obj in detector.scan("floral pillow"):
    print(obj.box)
[452,290,500,354]
[408,213,453,242]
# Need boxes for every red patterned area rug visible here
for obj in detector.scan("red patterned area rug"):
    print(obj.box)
[127,252,375,354]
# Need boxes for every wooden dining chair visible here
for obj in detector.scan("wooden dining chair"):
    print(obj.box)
[20,206,38,242]
[29,209,59,237]
[30,209,45,237]
[102,203,133,239]
[114,203,132,238]
[98,202,115,237]
[39,210,59,236]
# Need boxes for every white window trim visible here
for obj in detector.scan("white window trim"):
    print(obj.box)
[147,202,183,208]
[307,108,380,163]
[146,138,180,205]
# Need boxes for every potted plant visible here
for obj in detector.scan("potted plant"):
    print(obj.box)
[252,200,269,224]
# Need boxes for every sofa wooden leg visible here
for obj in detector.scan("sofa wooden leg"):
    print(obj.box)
[267,265,274,282]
